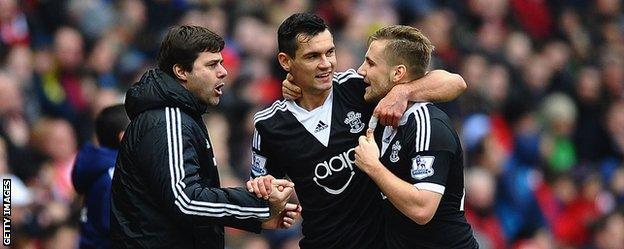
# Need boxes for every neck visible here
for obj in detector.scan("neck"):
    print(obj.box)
[296,88,331,111]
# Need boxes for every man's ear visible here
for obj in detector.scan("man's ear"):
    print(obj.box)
[173,64,187,82]
[277,52,292,72]
[392,65,407,84]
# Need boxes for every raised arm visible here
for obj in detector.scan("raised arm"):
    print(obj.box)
[374,70,466,126]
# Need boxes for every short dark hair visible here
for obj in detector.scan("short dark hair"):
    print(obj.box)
[157,25,225,78]
[277,13,328,57]
[96,104,130,149]
[369,25,434,79]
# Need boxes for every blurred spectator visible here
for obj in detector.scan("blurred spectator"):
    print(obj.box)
[572,66,610,164]
[31,117,77,203]
[540,93,577,172]
[588,210,624,249]
[605,101,624,162]
[34,26,93,144]
[0,0,30,47]
[0,71,36,180]
[465,168,506,249]
[72,104,128,249]
[552,174,602,247]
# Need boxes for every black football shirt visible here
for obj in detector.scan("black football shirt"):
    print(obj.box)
[251,70,385,249]
[375,103,478,249]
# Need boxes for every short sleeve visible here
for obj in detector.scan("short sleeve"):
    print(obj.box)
[407,117,458,194]
[250,127,286,179]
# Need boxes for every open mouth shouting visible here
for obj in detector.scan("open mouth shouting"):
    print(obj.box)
[214,83,225,96]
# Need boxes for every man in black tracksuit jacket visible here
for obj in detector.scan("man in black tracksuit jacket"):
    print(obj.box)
[111,26,296,248]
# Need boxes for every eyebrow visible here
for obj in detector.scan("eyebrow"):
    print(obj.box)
[206,58,223,64]
[301,47,335,57]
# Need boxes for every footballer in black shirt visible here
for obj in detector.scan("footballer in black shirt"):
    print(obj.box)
[354,26,478,248]
[253,70,382,249]
[248,14,468,249]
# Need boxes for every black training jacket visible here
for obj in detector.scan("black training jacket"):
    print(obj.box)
[111,69,270,248]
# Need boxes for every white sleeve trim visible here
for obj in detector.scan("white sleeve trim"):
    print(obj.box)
[166,107,270,218]
[414,182,445,195]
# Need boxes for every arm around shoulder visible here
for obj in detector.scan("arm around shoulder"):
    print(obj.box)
[401,69,466,103]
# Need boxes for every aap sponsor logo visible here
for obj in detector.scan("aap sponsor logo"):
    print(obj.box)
[313,148,356,195]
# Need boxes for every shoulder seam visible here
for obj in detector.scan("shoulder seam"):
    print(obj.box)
[333,69,362,84]
[253,100,288,124]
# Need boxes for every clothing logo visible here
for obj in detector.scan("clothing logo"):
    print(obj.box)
[313,148,356,195]
[411,155,435,180]
[344,111,365,133]
[314,120,329,133]
[251,152,267,176]
[390,141,401,163]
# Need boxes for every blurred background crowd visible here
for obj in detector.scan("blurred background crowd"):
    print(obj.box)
[0,0,623,248]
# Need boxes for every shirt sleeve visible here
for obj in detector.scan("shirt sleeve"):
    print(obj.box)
[136,116,269,233]
[250,127,286,179]
[407,116,458,195]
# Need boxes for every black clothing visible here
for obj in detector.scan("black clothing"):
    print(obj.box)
[376,103,478,249]
[251,70,384,249]
[111,69,269,249]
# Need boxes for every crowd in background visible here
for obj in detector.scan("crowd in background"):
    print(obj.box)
[1,0,623,248]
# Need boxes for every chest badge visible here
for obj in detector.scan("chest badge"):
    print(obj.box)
[344,111,365,133]
[390,141,401,163]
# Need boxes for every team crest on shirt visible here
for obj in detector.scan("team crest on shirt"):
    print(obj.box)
[411,155,435,180]
[390,141,401,163]
[251,152,267,176]
[344,111,365,133]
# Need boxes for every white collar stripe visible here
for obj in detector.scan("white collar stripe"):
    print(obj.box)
[336,70,362,84]
[165,107,270,217]
[254,101,288,124]
[253,101,281,119]
[333,69,358,81]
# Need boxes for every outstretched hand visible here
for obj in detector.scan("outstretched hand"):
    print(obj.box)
[354,128,381,174]
[282,73,302,100]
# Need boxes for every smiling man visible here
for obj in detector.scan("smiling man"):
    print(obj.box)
[247,13,468,249]
[111,26,300,249]
[354,25,478,248]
